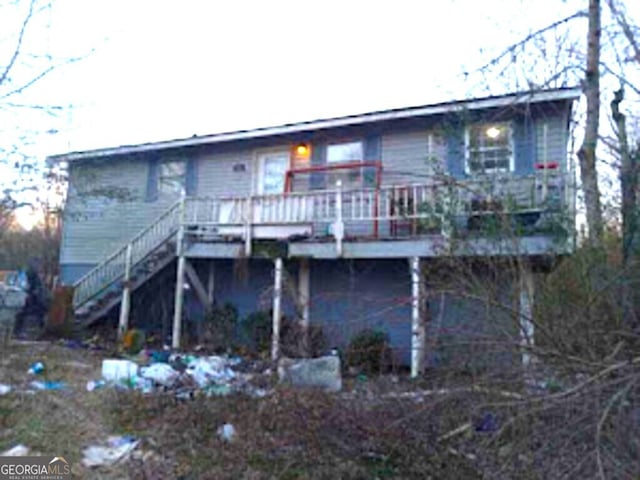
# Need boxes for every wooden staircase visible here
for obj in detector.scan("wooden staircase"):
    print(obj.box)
[73,199,184,326]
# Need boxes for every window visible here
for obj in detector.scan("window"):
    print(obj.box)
[466,123,512,174]
[158,160,186,196]
[327,141,363,164]
[326,141,363,188]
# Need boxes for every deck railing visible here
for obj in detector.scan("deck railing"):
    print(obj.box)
[73,173,563,309]
[183,174,550,229]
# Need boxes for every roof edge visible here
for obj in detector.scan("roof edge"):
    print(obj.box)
[50,87,581,162]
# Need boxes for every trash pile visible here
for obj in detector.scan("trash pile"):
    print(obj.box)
[92,353,270,398]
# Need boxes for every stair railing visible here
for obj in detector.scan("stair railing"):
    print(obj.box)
[73,199,183,309]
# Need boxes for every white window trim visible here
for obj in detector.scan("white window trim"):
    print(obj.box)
[464,122,514,175]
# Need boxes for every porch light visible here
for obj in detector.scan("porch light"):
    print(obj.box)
[486,126,502,139]
[296,143,309,156]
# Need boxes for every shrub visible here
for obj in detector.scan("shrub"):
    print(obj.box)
[241,310,271,354]
[202,303,239,353]
[345,329,393,374]
[281,320,327,358]
[241,310,328,358]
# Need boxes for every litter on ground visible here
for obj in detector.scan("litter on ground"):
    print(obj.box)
[1,444,30,456]
[82,436,139,468]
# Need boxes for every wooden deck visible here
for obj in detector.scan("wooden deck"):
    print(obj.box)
[72,175,572,311]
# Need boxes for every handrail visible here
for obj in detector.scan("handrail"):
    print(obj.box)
[73,199,183,308]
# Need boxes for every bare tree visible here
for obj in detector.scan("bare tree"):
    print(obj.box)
[0,0,79,233]
[578,0,605,247]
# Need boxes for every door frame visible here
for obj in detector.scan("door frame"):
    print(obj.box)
[254,147,291,195]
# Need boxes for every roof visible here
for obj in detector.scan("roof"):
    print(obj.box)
[50,87,581,162]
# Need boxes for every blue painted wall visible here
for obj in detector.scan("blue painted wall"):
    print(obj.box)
[60,263,97,285]
[186,258,517,367]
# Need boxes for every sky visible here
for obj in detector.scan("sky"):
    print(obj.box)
[2,0,639,229]
[15,0,592,155]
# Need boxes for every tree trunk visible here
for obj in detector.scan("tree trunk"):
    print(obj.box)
[577,0,604,248]
[611,88,638,263]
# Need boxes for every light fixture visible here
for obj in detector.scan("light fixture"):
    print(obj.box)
[486,126,501,139]
[295,143,309,156]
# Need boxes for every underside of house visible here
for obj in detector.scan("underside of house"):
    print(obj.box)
[52,87,580,375]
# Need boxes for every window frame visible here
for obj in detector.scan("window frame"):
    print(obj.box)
[255,148,291,195]
[464,122,514,175]
[157,159,187,197]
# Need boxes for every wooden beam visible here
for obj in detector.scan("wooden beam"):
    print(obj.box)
[272,257,283,361]
[410,256,425,378]
[184,260,210,311]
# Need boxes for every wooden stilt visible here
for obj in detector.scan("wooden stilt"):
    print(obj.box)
[172,195,187,349]
[272,257,283,361]
[117,243,133,340]
[410,256,425,378]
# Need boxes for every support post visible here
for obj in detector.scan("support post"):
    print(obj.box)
[117,243,133,340]
[244,196,252,256]
[272,257,283,362]
[410,256,425,378]
[519,265,535,368]
[172,195,187,349]
[334,180,344,256]
[298,258,311,355]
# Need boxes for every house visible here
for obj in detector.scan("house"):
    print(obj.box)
[50,87,580,376]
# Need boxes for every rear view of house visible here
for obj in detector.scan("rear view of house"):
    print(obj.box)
[51,87,580,375]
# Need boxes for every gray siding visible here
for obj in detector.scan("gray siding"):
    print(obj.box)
[61,147,259,266]
[381,130,446,186]
[61,158,175,265]
[197,149,254,197]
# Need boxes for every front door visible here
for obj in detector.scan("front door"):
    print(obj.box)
[258,151,290,195]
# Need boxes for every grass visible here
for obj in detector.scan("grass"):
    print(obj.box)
[0,341,484,479]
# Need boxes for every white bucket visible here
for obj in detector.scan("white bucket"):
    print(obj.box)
[101,359,139,383]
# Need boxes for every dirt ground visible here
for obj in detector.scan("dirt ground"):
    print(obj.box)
[0,341,484,479]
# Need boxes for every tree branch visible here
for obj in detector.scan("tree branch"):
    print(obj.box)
[0,0,37,87]
[474,11,588,73]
